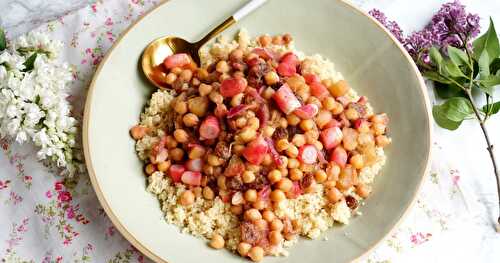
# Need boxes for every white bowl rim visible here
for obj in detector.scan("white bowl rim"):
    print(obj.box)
[82,0,433,262]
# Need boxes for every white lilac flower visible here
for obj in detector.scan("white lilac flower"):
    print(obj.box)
[0,30,81,176]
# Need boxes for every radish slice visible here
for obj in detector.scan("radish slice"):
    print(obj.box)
[320,126,343,150]
[309,82,329,99]
[163,53,191,69]
[264,137,283,166]
[186,159,203,172]
[280,52,299,66]
[303,73,320,84]
[220,77,247,97]
[168,164,185,183]
[199,116,220,140]
[298,144,318,164]
[242,136,269,165]
[181,171,202,186]
[294,104,319,119]
[277,62,296,77]
[227,104,251,118]
[272,84,301,114]
[330,146,348,168]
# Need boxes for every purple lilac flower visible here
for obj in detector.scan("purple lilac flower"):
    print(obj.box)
[369,9,405,44]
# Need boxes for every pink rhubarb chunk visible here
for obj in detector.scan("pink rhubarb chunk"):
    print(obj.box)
[298,144,318,164]
[320,126,343,150]
[242,136,269,165]
[294,104,319,119]
[199,116,220,140]
[330,146,348,168]
[220,77,247,97]
[181,171,202,186]
[168,164,185,183]
[272,84,301,114]
[163,53,191,69]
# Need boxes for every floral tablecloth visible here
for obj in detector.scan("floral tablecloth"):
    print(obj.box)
[0,0,499,262]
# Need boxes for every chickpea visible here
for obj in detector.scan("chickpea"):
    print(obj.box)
[345,108,360,120]
[350,154,364,169]
[323,180,337,189]
[371,113,388,124]
[278,156,288,169]
[307,96,322,108]
[315,110,333,129]
[203,164,214,176]
[169,148,184,162]
[373,123,387,136]
[270,218,284,231]
[237,242,252,257]
[235,116,248,128]
[262,154,273,166]
[313,140,323,151]
[242,171,256,183]
[286,75,305,90]
[357,121,371,133]
[376,135,391,147]
[208,154,224,166]
[262,126,275,138]
[217,175,227,190]
[329,80,350,97]
[165,72,177,85]
[210,234,225,249]
[300,163,315,173]
[171,67,182,75]
[284,233,296,241]
[192,187,203,198]
[244,209,262,221]
[259,35,272,47]
[230,205,243,215]
[331,101,344,115]
[191,77,200,86]
[244,189,258,203]
[209,91,223,104]
[279,167,289,177]
[202,186,215,200]
[165,135,178,149]
[272,35,284,45]
[326,164,341,181]
[247,117,260,130]
[269,231,283,245]
[216,60,230,73]
[254,219,268,231]
[267,169,282,183]
[270,189,286,202]
[174,100,188,114]
[248,246,264,262]
[196,68,209,80]
[179,69,193,82]
[173,129,189,143]
[157,161,171,172]
[292,134,306,147]
[188,96,209,117]
[279,117,288,128]
[179,190,195,206]
[356,184,372,198]
[264,71,280,85]
[183,113,199,127]
[322,97,336,111]
[287,158,300,169]
[314,170,328,183]
[326,187,343,203]
[233,144,245,155]
[289,168,303,181]
[239,128,257,142]
[304,129,320,144]
[262,87,275,100]
[286,114,301,126]
[145,163,156,175]
[198,83,213,96]
[262,210,275,222]
[252,200,268,210]
[300,119,315,131]
[276,178,293,192]
[276,139,290,152]
[286,145,299,158]
[231,93,244,107]
[189,146,206,160]
[246,164,261,173]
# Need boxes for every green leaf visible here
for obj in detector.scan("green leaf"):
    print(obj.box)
[22,53,37,72]
[429,47,444,73]
[481,101,500,115]
[443,59,466,78]
[432,97,474,130]
[0,28,6,51]
[478,50,490,78]
[478,75,500,95]
[423,71,451,84]
[434,82,464,99]
[448,46,469,66]
[490,58,500,75]
[473,18,500,63]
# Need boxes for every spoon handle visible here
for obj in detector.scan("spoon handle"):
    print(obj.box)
[233,0,268,21]
[195,0,267,47]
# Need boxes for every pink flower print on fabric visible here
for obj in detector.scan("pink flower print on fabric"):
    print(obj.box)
[410,232,432,246]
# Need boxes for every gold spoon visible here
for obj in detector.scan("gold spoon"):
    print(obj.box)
[141,0,268,89]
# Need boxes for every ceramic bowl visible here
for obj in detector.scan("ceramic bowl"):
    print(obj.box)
[83,0,432,262]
